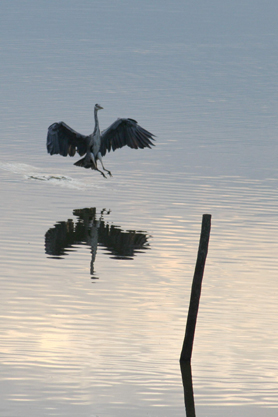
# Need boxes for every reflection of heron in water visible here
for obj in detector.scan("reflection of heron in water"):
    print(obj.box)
[47,104,155,178]
[45,208,150,277]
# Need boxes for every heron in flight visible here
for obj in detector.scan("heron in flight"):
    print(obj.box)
[47,104,155,178]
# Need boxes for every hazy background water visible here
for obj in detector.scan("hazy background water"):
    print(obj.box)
[1,1,278,416]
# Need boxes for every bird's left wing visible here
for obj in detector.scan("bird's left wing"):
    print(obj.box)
[100,118,155,157]
[47,122,88,157]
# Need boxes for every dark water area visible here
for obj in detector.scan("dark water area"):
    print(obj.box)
[1,1,278,416]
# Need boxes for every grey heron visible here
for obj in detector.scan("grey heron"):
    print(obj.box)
[47,104,155,178]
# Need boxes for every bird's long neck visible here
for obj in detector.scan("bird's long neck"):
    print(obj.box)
[94,108,100,133]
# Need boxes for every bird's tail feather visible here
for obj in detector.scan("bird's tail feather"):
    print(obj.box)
[74,156,96,170]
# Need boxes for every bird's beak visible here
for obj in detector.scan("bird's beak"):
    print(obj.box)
[99,106,104,109]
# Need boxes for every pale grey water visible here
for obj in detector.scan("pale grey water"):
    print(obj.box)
[1,1,278,416]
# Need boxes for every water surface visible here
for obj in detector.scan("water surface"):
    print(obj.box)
[1,1,278,416]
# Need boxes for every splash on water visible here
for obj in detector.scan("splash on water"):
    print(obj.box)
[26,173,87,189]
[0,162,101,190]
[0,162,37,174]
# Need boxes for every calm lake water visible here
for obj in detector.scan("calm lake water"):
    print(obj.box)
[1,1,278,416]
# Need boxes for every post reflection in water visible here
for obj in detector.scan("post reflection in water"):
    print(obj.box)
[180,361,196,417]
[45,207,150,277]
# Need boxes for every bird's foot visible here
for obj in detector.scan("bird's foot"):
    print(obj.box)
[102,168,112,177]
[98,170,107,179]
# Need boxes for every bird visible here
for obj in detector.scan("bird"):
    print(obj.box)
[46,104,155,178]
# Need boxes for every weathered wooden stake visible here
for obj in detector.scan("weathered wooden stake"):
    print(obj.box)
[180,361,196,417]
[180,214,211,362]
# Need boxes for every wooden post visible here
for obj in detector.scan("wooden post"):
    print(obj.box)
[180,361,196,417]
[180,214,211,362]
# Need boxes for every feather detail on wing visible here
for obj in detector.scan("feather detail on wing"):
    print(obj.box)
[100,118,155,157]
[47,122,88,157]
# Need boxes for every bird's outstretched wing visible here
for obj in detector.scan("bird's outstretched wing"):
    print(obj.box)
[100,118,155,157]
[47,122,88,157]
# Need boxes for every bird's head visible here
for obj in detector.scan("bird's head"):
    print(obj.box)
[95,103,103,111]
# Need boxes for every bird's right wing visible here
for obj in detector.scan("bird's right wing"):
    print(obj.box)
[47,122,88,157]
[100,118,155,157]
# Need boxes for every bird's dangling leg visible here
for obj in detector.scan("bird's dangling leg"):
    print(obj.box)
[97,169,107,179]
[91,153,107,178]
[97,152,113,177]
